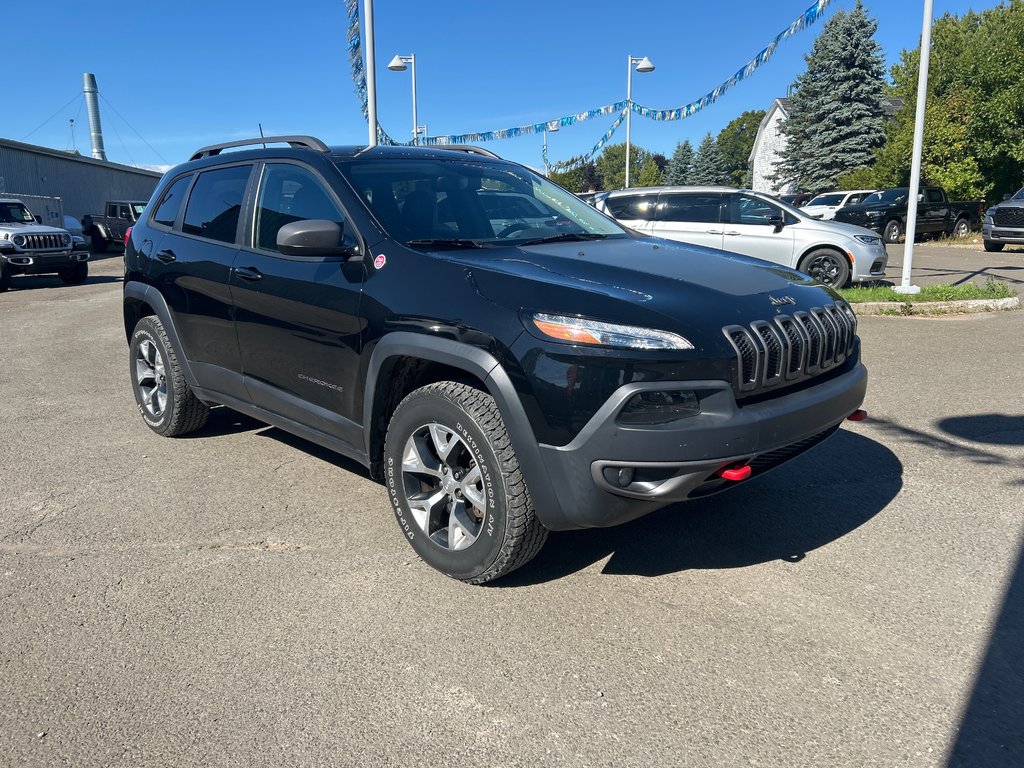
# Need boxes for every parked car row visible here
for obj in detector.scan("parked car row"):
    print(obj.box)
[593,186,888,287]
[832,187,983,243]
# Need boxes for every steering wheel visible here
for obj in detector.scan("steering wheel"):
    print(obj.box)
[496,222,533,238]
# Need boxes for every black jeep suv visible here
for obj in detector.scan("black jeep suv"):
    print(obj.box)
[123,136,867,583]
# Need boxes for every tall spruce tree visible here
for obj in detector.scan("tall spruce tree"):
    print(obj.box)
[691,133,729,186]
[664,140,695,185]
[775,1,886,193]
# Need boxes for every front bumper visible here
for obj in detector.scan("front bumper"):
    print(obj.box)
[849,241,888,282]
[982,224,1024,245]
[0,250,88,274]
[532,361,868,530]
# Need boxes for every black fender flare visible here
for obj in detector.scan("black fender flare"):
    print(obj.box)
[363,332,564,528]
[122,281,199,389]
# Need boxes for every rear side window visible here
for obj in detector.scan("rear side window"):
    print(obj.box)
[182,165,252,243]
[151,175,193,228]
[605,194,657,221]
[926,189,944,203]
[658,193,725,223]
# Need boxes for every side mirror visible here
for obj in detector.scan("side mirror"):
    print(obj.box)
[768,215,785,233]
[1003,193,1012,201]
[277,219,355,258]
[918,193,925,202]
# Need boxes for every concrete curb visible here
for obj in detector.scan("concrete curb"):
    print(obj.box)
[851,296,1020,316]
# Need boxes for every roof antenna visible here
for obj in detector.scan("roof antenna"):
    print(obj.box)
[258,123,266,148]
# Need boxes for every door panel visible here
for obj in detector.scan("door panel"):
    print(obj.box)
[723,193,796,267]
[650,192,726,250]
[231,162,365,442]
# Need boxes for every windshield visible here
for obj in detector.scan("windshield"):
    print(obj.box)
[1011,187,1024,201]
[0,202,35,224]
[863,189,908,204]
[336,157,627,246]
[807,193,845,207]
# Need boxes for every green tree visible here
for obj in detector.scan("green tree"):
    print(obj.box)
[636,159,663,187]
[716,110,766,187]
[775,0,887,193]
[595,143,652,190]
[873,3,1024,201]
[691,133,729,186]
[549,161,600,192]
[664,140,695,185]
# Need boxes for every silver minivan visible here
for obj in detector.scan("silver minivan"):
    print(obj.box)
[595,186,888,287]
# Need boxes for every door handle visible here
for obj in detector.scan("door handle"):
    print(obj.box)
[724,231,742,236]
[705,229,723,235]
[233,266,263,281]
[155,249,176,263]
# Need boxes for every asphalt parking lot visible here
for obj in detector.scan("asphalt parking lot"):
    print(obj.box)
[1,246,1022,767]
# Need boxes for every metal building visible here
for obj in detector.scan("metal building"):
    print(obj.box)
[0,137,162,225]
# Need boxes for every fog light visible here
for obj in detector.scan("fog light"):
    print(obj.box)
[618,390,700,425]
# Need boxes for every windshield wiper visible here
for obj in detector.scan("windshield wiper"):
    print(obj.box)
[405,238,493,249]
[517,232,611,246]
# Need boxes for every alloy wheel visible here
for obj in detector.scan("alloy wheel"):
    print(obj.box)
[135,339,168,418]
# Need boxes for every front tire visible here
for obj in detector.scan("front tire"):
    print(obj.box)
[0,266,10,292]
[883,219,903,244]
[798,249,851,288]
[129,316,209,436]
[384,381,548,584]
[984,240,1004,252]
[58,263,88,285]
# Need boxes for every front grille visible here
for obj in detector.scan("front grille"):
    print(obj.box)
[724,303,857,395]
[747,423,841,475]
[994,207,1024,227]
[835,211,867,226]
[21,233,67,251]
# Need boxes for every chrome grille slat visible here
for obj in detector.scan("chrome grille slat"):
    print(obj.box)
[22,233,67,252]
[723,302,856,395]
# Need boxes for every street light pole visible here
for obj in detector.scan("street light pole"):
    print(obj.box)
[625,55,655,189]
[363,0,378,147]
[894,0,934,295]
[543,121,559,176]
[388,54,418,145]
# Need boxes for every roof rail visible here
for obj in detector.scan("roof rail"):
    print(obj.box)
[431,144,502,159]
[189,135,330,161]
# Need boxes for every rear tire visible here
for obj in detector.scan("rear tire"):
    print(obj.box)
[952,217,971,238]
[58,263,88,285]
[384,381,548,584]
[129,316,209,437]
[90,234,108,254]
[798,249,851,288]
[984,240,1004,252]
[883,219,903,244]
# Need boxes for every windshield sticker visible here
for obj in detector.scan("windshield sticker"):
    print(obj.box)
[374,253,387,269]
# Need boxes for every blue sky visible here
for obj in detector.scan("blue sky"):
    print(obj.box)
[9,0,994,172]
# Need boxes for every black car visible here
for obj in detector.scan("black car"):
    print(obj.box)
[122,136,867,583]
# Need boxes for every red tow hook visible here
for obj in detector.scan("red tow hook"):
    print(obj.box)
[847,409,868,422]
[717,465,752,482]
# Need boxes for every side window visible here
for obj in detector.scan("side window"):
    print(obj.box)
[254,163,348,253]
[151,175,193,228]
[604,194,657,221]
[926,188,944,203]
[118,205,130,220]
[846,194,863,205]
[107,203,117,218]
[658,194,724,223]
[729,194,781,225]
[182,165,252,244]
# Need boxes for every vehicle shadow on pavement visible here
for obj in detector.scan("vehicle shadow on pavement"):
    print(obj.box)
[498,430,901,585]
[4,275,123,291]
[947,536,1024,767]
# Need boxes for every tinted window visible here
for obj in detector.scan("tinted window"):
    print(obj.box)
[658,193,724,223]
[926,188,944,203]
[728,194,782,225]
[605,194,657,221]
[182,165,251,243]
[117,205,130,220]
[847,193,866,205]
[254,164,345,252]
[808,193,845,207]
[151,175,193,228]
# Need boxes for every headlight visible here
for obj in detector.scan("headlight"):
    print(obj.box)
[864,210,885,218]
[12,235,25,247]
[854,234,881,244]
[62,233,72,246]
[531,313,693,350]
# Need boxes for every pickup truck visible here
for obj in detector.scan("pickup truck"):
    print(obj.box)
[81,200,147,252]
[833,187,983,244]
[982,186,1024,252]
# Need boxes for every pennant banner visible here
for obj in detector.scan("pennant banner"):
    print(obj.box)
[347,0,834,165]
